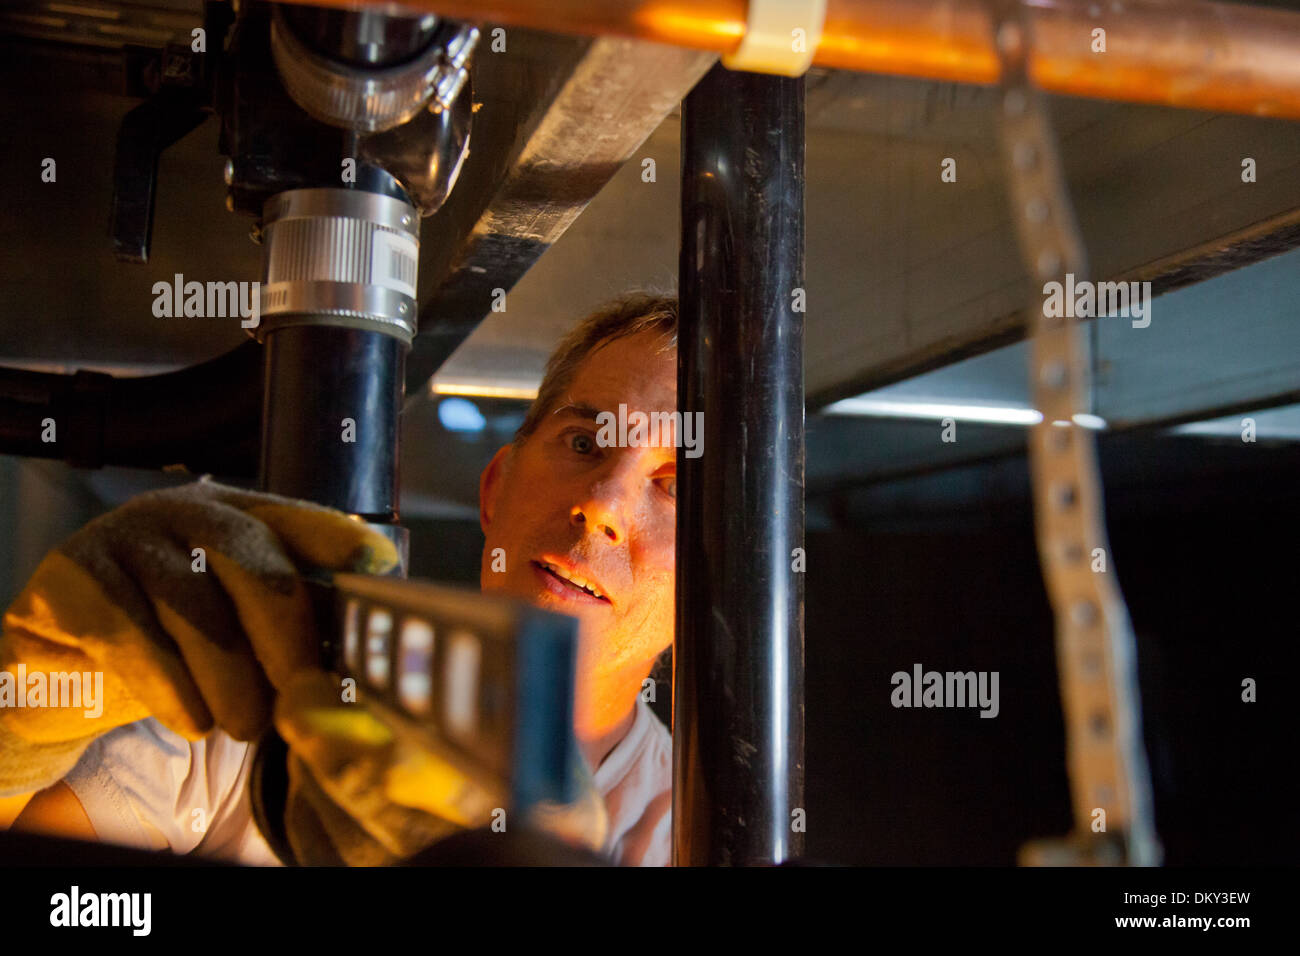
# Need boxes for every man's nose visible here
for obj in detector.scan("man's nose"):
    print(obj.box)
[570,470,631,544]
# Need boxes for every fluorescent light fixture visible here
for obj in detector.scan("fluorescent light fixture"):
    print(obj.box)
[430,381,539,400]
[824,397,1106,430]
[1169,403,1300,440]
[1069,413,1108,431]
[826,398,1039,425]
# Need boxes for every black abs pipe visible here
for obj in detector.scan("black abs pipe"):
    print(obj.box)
[0,342,261,475]
[674,63,807,866]
[259,325,403,520]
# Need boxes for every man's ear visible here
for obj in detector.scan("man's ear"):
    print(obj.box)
[479,444,513,533]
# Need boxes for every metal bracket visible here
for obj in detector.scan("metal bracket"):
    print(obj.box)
[109,88,209,263]
[722,0,827,77]
[985,0,1161,867]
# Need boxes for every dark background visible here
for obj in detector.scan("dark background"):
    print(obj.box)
[801,432,1298,865]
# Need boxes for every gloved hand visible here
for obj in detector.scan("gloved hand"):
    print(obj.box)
[1,476,608,865]
[0,478,399,796]
[274,668,610,865]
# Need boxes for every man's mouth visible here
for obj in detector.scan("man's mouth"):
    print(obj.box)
[531,559,611,604]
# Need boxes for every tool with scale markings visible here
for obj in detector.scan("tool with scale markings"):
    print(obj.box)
[313,572,583,815]
[251,571,584,863]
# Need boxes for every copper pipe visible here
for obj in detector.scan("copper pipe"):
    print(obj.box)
[276,0,1300,119]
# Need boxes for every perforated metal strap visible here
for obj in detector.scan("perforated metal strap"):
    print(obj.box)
[986,0,1160,866]
[722,0,827,77]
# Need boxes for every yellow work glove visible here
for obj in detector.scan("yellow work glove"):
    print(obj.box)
[0,478,398,796]
[274,668,610,865]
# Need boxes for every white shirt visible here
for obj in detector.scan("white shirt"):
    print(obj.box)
[62,698,672,867]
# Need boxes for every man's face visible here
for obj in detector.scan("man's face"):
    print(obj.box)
[478,330,677,683]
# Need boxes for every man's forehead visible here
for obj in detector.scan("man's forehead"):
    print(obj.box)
[561,331,677,413]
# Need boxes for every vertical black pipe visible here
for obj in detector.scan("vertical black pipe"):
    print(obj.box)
[674,63,806,866]
[259,325,403,520]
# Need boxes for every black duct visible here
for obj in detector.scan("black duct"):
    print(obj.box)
[0,342,262,476]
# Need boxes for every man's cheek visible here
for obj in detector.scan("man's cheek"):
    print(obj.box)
[642,552,676,590]
[631,531,676,571]
[631,568,675,621]
[481,533,526,591]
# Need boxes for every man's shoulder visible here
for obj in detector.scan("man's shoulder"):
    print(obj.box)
[626,702,671,799]
[64,718,276,863]
[70,717,248,788]
[641,703,671,779]
[594,699,669,795]
[596,700,672,866]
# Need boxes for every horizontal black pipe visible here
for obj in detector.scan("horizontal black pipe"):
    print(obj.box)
[0,342,262,475]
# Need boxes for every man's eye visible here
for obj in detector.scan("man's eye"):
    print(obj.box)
[658,476,677,499]
[566,431,596,455]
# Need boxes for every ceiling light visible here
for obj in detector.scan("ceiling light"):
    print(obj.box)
[824,397,1106,430]
[430,381,538,400]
